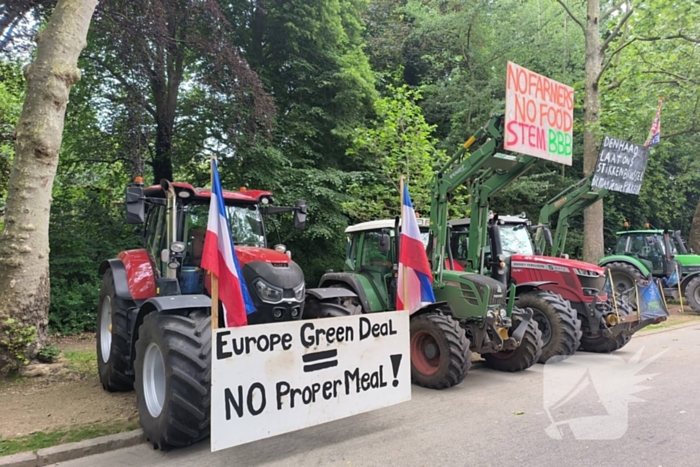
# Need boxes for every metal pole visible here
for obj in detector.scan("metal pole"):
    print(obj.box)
[211,156,219,330]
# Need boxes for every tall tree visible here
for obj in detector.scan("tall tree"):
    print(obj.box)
[0,0,97,373]
[556,0,634,262]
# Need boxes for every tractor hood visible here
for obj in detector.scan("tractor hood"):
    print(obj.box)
[675,254,700,271]
[234,246,291,266]
[510,254,605,276]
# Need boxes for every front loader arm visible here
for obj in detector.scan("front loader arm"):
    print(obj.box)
[534,174,609,257]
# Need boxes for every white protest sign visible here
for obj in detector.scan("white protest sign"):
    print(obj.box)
[211,311,411,452]
[504,61,574,165]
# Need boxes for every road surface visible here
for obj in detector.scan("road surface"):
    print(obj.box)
[54,323,700,467]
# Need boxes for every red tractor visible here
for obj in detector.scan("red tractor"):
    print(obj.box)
[97,178,357,449]
[449,215,634,353]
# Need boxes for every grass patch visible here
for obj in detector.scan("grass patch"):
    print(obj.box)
[0,420,138,457]
[63,349,97,375]
[638,313,700,332]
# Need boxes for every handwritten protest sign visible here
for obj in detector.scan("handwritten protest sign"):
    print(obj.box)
[591,136,650,195]
[211,311,411,452]
[504,62,574,165]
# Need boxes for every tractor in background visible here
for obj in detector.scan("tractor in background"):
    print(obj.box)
[97,178,358,449]
[600,226,700,312]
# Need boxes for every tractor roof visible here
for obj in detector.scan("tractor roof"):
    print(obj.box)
[144,182,272,204]
[448,215,528,228]
[615,229,664,235]
[345,218,430,233]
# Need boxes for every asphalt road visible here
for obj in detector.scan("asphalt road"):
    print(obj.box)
[54,323,700,467]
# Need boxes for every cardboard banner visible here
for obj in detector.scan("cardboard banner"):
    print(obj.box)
[211,311,411,452]
[591,136,650,195]
[504,62,574,165]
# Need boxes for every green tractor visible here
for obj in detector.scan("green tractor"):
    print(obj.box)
[599,227,700,312]
[314,217,542,389]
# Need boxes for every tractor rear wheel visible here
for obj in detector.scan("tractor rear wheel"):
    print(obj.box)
[134,310,211,450]
[96,268,134,392]
[607,262,645,296]
[580,298,633,353]
[409,312,471,389]
[683,276,700,312]
[483,307,543,372]
[516,291,581,364]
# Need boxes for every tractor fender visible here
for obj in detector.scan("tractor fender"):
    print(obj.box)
[599,255,651,277]
[130,295,212,364]
[305,287,358,300]
[680,271,700,293]
[409,301,450,317]
[514,281,557,296]
[99,258,133,301]
[317,272,380,313]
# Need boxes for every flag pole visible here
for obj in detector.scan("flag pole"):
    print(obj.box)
[399,176,408,312]
[210,156,219,330]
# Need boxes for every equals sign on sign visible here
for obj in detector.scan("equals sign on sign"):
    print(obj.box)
[302,349,338,372]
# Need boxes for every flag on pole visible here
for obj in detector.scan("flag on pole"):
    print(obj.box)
[397,181,435,313]
[644,98,663,147]
[201,158,256,327]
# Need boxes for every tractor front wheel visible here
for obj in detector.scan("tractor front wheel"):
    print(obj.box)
[516,291,581,364]
[409,312,471,389]
[607,262,645,296]
[134,310,211,450]
[683,276,700,313]
[483,308,543,372]
[96,268,134,392]
[580,298,633,353]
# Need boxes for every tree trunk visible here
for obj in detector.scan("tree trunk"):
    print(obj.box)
[153,121,174,183]
[689,197,700,253]
[582,0,604,263]
[0,0,97,373]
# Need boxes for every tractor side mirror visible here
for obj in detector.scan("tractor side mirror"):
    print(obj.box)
[544,227,553,247]
[293,200,307,230]
[378,233,391,254]
[125,186,145,224]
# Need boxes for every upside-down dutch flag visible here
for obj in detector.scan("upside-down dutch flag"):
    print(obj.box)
[644,98,663,147]
[397,183,435,313]
[201,158,256,327]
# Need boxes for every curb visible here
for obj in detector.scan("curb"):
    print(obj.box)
[0,429,145,467]
[634,319,700,338]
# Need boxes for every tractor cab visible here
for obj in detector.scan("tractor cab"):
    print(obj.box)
[612,229,677,277]
[125,179,308,323]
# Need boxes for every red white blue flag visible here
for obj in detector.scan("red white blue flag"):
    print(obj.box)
[644,98,663,147]
[397,183,435,313]
[201,158,256,327]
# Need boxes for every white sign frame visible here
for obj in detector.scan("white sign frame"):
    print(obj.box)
[504,61,574,165]
[211,311,411,452]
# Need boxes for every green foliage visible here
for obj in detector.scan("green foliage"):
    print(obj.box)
[343,85,446,221]
[36,344,60,363]
[0,61,24,214]
[0,318,36,371]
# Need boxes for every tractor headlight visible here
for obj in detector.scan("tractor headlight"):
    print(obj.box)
[254,279,283,304]
[294,283,305,301]
[170,241,186,253]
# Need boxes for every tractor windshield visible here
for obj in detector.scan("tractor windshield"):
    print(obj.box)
[186,202,265,247]
[500,224,534,257]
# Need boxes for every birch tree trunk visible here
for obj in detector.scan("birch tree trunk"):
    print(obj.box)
[582,0,604,263]
[0,0,97,373]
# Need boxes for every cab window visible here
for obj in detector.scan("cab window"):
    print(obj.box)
[361,230,392,270]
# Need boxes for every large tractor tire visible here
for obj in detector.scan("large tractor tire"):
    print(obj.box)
[516,291,581,364]
[683,276,700,313]
[409,312,471,389]
[134,310,211,450]
[303,286,362,318]
[483,308,543,372]
[607,262,645,296]
[96,268,134,392]
[579,298,633,353]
